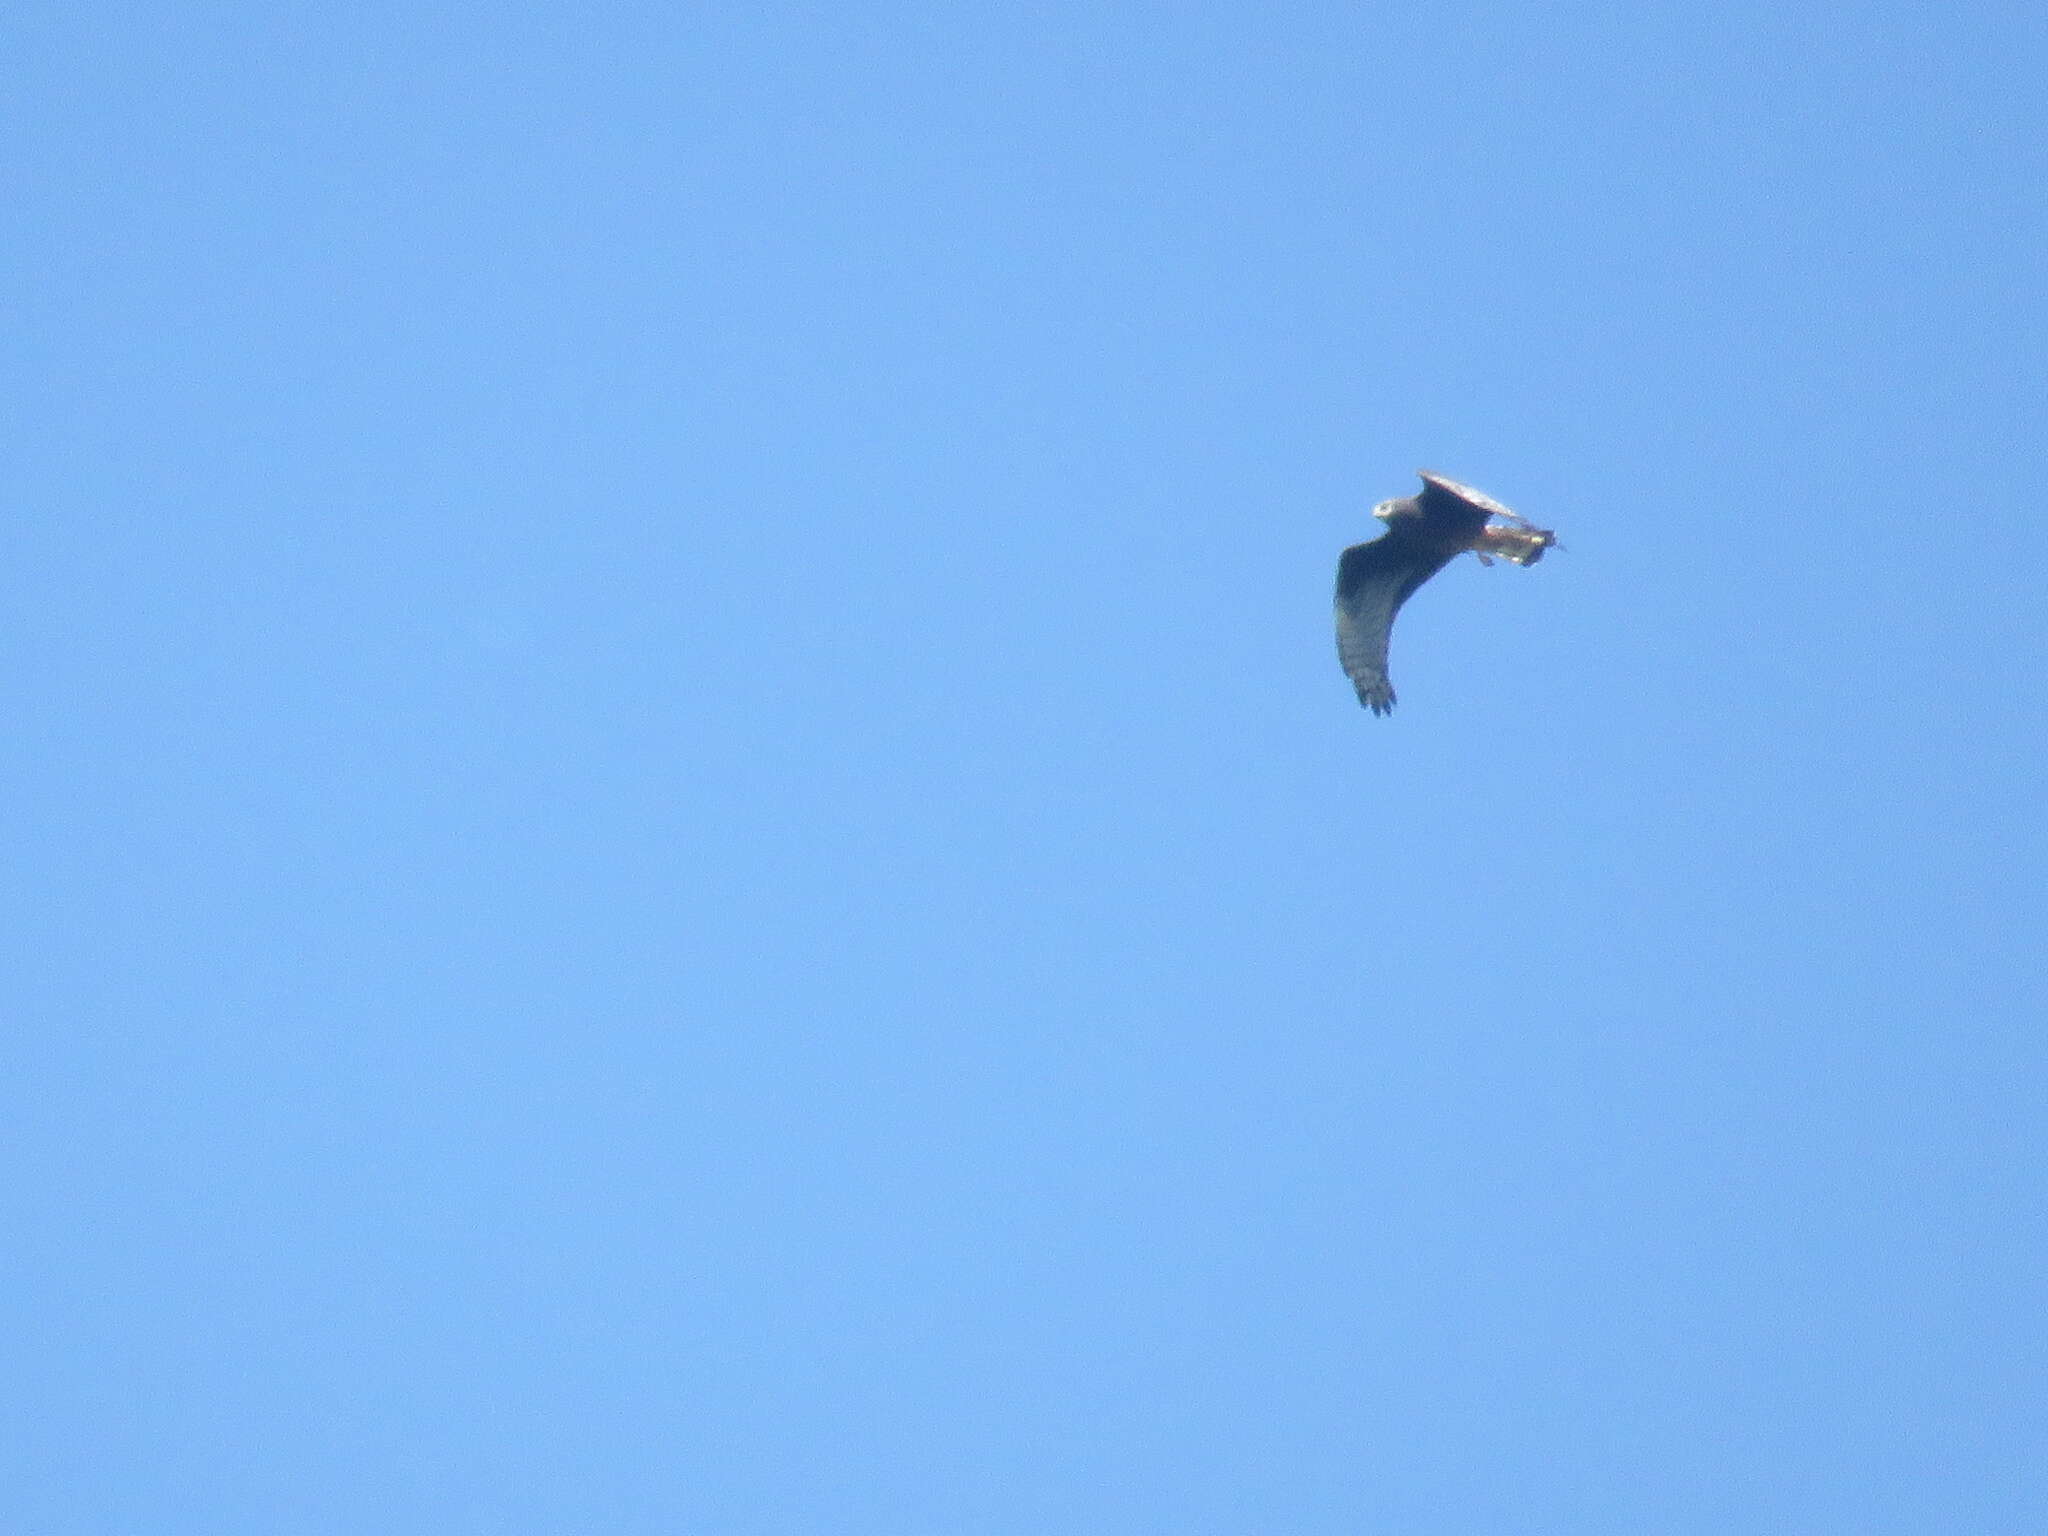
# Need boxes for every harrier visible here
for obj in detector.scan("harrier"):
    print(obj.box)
[1335,471,1557,715]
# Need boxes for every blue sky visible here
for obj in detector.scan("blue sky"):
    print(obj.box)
[8,2,2045,1531]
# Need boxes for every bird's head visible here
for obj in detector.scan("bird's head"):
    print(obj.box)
[1371,498,1405,524]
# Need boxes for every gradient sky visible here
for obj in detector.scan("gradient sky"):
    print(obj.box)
[9,3,2046,1532]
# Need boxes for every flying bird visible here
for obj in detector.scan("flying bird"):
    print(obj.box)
[1335,471,1557,715]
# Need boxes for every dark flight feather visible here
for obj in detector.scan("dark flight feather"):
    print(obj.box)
[1334,538,1455,715]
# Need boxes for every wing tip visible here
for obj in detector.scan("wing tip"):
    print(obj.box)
[1355,679,1396,715]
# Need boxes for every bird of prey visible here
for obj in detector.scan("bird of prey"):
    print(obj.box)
[1335,471,1557,715]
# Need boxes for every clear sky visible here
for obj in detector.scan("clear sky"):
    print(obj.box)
[9,2,2045,1531]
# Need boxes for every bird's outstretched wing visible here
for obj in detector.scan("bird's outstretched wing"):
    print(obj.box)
[1417,471,1520,524]
[1335,537,1455,714]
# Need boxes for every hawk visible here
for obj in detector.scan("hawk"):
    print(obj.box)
[1335,471,1557,715]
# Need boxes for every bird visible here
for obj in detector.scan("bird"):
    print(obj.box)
[1335,471,1557,715]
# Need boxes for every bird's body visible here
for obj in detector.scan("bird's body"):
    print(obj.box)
[1335,471,1556,715]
